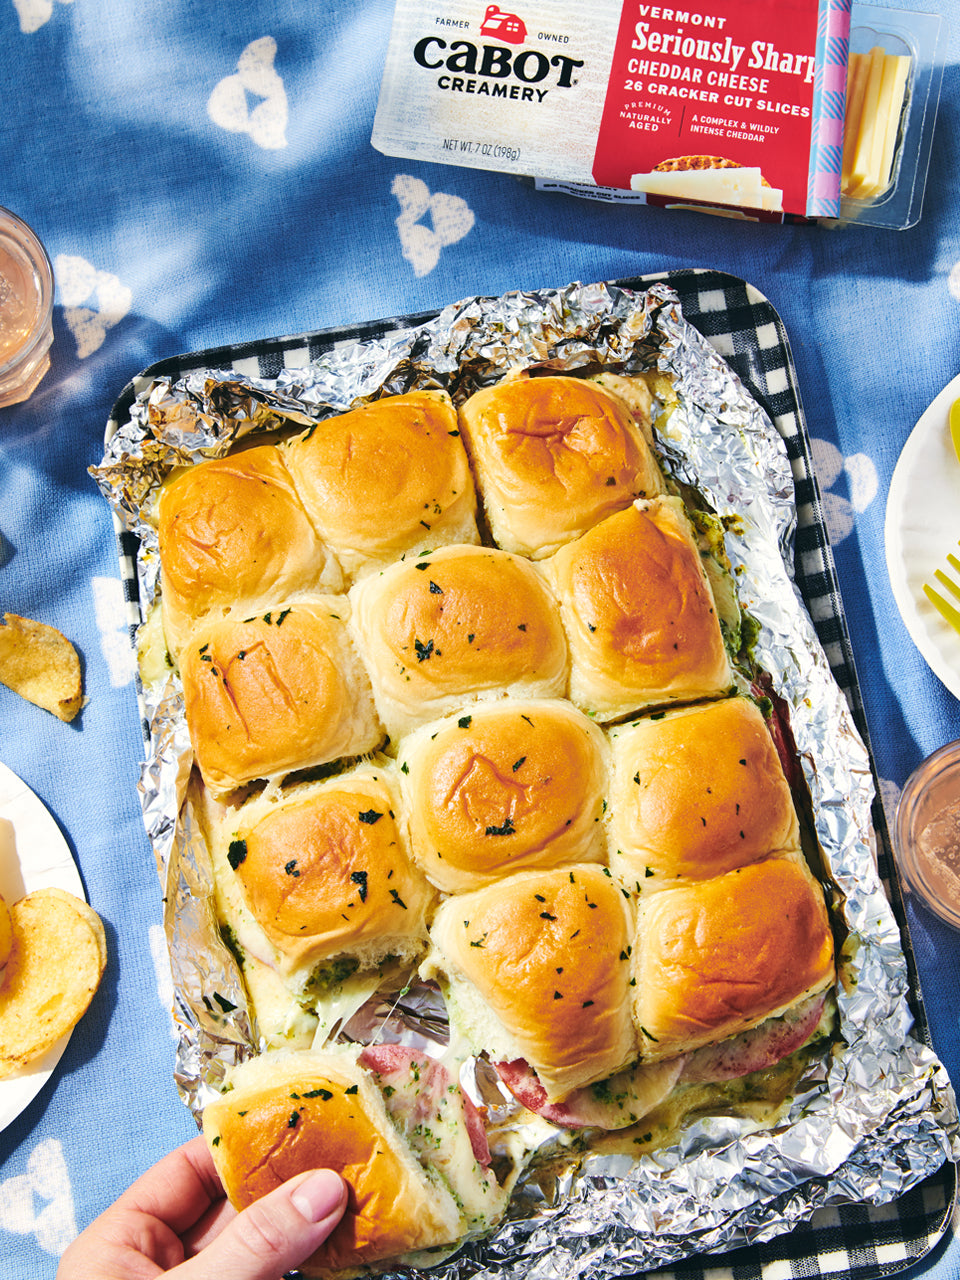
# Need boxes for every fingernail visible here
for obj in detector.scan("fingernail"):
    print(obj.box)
[291,1169,346,1223]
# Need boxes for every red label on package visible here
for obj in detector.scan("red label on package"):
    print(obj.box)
[592,1,821,215]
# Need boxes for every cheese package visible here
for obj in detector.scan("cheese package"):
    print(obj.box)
[373,0,852,220]
[373,0,945,229]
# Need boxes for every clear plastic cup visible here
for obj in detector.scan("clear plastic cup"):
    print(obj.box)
[0,207,54,408]
[893,738,960,930]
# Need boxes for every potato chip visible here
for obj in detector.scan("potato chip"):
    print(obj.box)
[0,888,106,1077]
[0,894,11,970]
[0,613,84,722]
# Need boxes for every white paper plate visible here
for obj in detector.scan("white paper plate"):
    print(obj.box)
[885,373,960,701]
[0,761,86,1132]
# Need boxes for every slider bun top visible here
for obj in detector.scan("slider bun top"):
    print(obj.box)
[179,598,383,796]
[632,854,835,1062]
[608,696,800,890]
[213,766,434,992]
[398,699,609,894]
[423,866,637,1102]
[156,445,342,659]
[457,374,663,558]
[202,1048,467,1279]
[541,497,733,719]
[283,391,478,580]
[349,545,568,739]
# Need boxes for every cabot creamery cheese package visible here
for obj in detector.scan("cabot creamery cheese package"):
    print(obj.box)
[372,0,852,221]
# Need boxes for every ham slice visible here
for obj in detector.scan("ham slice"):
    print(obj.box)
[359,1043,491,1167]
[679,994,827,1083]
[494,994,827,1129]
[495,1056,684,1130]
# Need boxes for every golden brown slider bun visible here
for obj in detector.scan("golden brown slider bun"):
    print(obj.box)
[156,445,341,658]
[457,374,663,558]
[632,855,835,1063]
[203,1046,503,1279]
[422,866,637,1102]
[210,766,434,994]
[541,497,733,719]
[180,599,383,796]
[349,545,567,740]
[608,696,800,891]
[283,391,479,581]
[398,699,609,894]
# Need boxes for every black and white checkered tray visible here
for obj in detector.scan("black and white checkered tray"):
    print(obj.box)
[106,268,956,1280]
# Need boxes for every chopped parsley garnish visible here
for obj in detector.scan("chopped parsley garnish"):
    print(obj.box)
[389,888,408,909]
[284,859,300,877]
[485,816,516,836]
[358,809,383,825]
[303,1087,333,1100]
[458,715,472,729]
[350,870,369,902]
[429,580,443,594]
[227,839,247,870]
[414,638,434,662]
[512,756,526,772]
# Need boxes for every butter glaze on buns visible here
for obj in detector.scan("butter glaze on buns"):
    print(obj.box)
[212,767,434,993]
[398,699,609,893]
[349,545,567,739]
[457,374,663,557]
[608,697,800,890]
[542,497,733,719]
[422,866,637,1102]
[156,445,342,658]
[203,1046,505,1279]
[180,599,382,795]
[283,391,479,581]
[631,855,835,1063]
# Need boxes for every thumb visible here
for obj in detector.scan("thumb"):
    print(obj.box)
[181,1169,347,1280]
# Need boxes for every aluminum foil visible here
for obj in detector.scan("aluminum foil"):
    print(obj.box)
[92,280,959,1277]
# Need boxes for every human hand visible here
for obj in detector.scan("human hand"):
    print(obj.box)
[56,1134,347,1280]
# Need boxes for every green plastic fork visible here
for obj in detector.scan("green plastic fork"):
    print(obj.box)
[924,544,960,636]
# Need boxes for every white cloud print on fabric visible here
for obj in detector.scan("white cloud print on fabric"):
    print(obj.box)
[0,1138,77,1257]
[54,255,132,359]
[208,37,288,150]
[11,0,71,35]
[809,437,879,544]
[393,175,475,277]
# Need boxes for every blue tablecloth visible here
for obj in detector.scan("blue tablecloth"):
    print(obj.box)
[1,1,958,1276]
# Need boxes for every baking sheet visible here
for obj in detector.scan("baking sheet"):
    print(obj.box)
[101,269,957,1279]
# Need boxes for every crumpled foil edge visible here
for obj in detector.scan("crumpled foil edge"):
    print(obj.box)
[93,279,959,1279]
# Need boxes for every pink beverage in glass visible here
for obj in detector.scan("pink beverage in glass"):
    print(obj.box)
[0,207,54,408]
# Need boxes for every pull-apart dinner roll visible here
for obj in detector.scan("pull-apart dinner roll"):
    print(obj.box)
[422,866,637,1103]
[349,545,567,740]
[156,445,342,659]
[631,855,835,1064]
[542,497,733,719]
[398,699,609,893]
[283,391,479,581]
[210,766,434,995]
[608,696,800,891]
[203,1045,506,1280]
[180,599,383,795]
[457,374,663,558]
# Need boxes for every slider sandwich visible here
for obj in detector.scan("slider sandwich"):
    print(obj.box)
[349,545,568,740]
[179,597,383,796]
[541,497,734,720]
[397,698,609,893]
[421,866,639,1112]
[207,765,435,1005]
[155,445,342,661]
[608,695,801,892]
[457,373,664,558]
[203,1045,508,1279]
[283,391,479,582]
